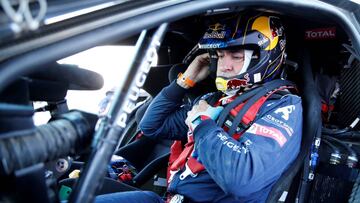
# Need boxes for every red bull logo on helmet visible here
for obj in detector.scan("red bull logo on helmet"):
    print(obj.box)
[215,73,250,92]
[203,23,227,39]
[203,31,226,39]
[209,23,225,31]
[227,77,250,89]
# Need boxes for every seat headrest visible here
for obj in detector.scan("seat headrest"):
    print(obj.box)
[142,65,172,97]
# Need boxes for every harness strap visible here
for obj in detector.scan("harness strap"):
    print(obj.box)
[227,80,296,136]
[169,79,297,181]
[167,140,184,181]
[206,91,223,106]
[187,157,205,174]
[170,139,194,171]
[217,87,262,127]
[230,97,266,124]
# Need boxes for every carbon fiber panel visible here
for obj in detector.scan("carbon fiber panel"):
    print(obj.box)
[338,60,360,129]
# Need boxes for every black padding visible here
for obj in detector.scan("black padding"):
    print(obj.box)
[168,63,186,82]
[99,177,140,194]
[0,111,96,176]
[143,65,172,97]
[0,79,30,104]
[132,153,170,186]
[51,110,98,144]
[30,63,104,90]
[135,98,153,125]
[0,103,34,133]
[114,136,171,187]
[115,136,171,170]
[29,79,68,102]
[61,137,171,192]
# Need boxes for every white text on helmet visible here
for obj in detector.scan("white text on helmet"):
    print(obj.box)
[203,31,226,39]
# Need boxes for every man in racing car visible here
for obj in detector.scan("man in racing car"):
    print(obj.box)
[96,12,302,203]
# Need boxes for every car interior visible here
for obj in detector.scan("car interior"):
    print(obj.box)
[0,0,360,203]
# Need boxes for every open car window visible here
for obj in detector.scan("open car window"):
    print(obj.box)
[59,45,135,114]
[32,45,136,125]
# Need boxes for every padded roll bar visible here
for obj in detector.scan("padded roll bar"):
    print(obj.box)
[0,110,96,176]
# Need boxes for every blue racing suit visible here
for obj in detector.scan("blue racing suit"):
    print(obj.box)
[140,81,302,202]
[140,82,302,202]
[95,81,302,203]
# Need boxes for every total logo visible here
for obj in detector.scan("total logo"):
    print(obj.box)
[248,123,287,147]
[305,27,336,40]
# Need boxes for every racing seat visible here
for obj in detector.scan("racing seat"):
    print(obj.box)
[266,48,322,202]
[115,63,216,187]
[100,62,216,189]
[103,63,214,188]
[59,62,217,195]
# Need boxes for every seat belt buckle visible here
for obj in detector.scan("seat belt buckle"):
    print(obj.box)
[179,163,197,180]
[169,169,179,183]
[169,194,185,203]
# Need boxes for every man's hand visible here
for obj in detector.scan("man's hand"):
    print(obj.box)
[185,100,210,127]
[177,53,210,89]
[185,100,223,130]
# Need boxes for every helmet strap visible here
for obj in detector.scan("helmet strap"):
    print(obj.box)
[208,50,218,73]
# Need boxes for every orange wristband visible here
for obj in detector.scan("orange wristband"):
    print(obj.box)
[178,72,196,87]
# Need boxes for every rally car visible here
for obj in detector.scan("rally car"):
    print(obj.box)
[0,0,360,202]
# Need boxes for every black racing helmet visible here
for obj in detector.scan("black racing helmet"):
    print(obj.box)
[198,13,286,92]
